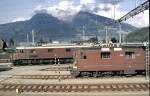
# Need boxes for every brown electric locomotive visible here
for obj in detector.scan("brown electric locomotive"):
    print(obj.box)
[73,43,148,77]
[13,44,91,65]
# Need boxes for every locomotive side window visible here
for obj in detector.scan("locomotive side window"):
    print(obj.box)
[83,55,87,59]
[125,52,135,59]
[19,50,24,53]
[66,48,71,52]
[48,49,53,53]
[80,52,87,59]
[30,49,36,53]
[101,52,110,59]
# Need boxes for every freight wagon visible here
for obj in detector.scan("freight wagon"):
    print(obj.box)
[13,44,91,65]
[73,43,148,77]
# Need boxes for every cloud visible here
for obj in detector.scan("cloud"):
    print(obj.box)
[124,9,149,28]
[53,0,73,10]
[80,0,96,5]
[99,0,124,5]
[31,1,121,23]
[98,4,112,11]
[47,1,80,21]
[34,5,43,10]
[34,9,47,14]
[12,17,30,22]
[95,3,124,19]
[33,1,81,21]
[32,0,149,27]
[95,3,149,28]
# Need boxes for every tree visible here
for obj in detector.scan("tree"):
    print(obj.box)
[39,38,44,43]
[49,39,52,43]
[111,37,118,43]
[1,39,8,51]
[102,38,106,43]
[9,38,15,47]
[88,36,98,43]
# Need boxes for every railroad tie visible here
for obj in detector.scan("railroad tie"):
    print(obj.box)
[0,83,149,92]
[32,85,37,90]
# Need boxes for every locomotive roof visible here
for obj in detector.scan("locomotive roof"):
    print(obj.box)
[16,42,148,50]
[75,42,148,50]
[16,44,92,49]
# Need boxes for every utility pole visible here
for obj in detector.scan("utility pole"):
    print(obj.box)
[114,5,116,20]
[32,30,35,45]
[82,25,85,41]
[119,23,122,44]
[27,33,29,44]
[105,26,108,44]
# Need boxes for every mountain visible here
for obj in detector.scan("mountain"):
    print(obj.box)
[126,26,149,42]
[69,11,137,39]
[0,13,78,42]
[0,11,137,43]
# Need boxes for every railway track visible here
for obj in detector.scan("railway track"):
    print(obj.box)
[13,75,73,80]
[0,83,149,92]
[40,67,73,71]
[12,75,145,80]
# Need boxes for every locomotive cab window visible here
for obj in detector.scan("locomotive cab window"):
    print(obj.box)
[66,48,71,52]
[30,49,36,53]
[101,52,110,59]
[19,50,24,53]
[83,55,87,59]
[48,49,53,53]
[80,52,87,59]
[125,52,135,59]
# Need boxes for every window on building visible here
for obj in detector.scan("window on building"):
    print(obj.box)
[101,52,110,59]
[48,49,53,53]
[66,48,71,52]
[30,49,36,53]
[125,52,135,59]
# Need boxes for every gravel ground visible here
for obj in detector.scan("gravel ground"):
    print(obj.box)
[1,77,149,84]
[0,63,12,66]
[0,91,149,96]
[0,65,71,75]
[0,65,48,75]
[0,65,51,83]
[0,65,70,79]
[16,70,70,75]
[0,65,149,84]
[0,65,149,96]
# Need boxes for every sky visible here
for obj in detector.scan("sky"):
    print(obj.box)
[0,0,149,28]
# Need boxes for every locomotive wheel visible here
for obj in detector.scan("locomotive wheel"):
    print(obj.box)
[103,72,113,77]
[93,72,98,77]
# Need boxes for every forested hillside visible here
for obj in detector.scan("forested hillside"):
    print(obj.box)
[126,26,149,42]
